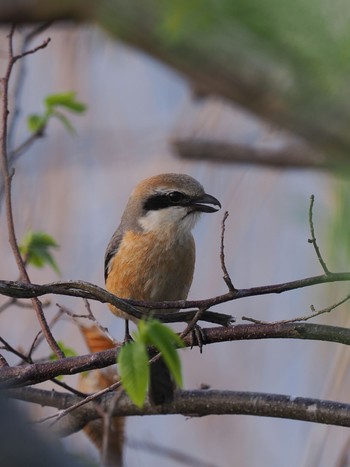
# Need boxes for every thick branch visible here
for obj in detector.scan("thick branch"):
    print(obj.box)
[1,322,350,388]
[8,387,350,436]
[0,347,119,387]
[174,139,326,170]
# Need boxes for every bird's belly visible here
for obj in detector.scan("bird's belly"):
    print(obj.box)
[106,230,195,321]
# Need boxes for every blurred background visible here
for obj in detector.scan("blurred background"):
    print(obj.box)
[1,21,350,467]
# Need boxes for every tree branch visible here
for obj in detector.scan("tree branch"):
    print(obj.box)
[173,139,326,170]
[308,194,331,274]
[8,387,350,436]
[1,1,350,167]
[0,279,234,325]
[1,270,350,317]
[2,322,350,388]
[0,26,62,358]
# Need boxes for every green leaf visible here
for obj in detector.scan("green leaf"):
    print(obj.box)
[49,340,78,360]
[52,111,76,135]
[118,340,149,407]
[19,231,60,275]
[45,92,87,113]
[27,114,47,133]
[146,320,184,387]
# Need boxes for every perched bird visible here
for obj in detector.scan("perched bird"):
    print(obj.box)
[105,173,221,404]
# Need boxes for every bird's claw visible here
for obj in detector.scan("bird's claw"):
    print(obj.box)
[123,319,133,344]
[191,324,206,353]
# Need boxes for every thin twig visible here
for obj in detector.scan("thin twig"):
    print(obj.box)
[56,302,118,346]
[8,130,45,164]
[0,295,50,314]
[0,298,16,313]
[0,335,86,396]
[12,37,51,63]
[308,194,331,274]
[27,309,65,360]
[8,22,51,150]
[46,380,122,428]
[51,378,88,398]
[220,211,235,291]
[242,292,350,325]
[83,299,117,344]
[0,26,62,358]
[101,389,124,467]
[0,336,27,362]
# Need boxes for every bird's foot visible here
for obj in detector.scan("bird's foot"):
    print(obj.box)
[191,324,207,353]
[123,319,133,344]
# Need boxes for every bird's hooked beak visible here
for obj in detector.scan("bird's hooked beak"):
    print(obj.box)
[190,193,221,213]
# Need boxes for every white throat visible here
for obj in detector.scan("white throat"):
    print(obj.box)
[139,206,200,238]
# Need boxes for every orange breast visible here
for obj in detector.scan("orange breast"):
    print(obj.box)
[106,230,195,322]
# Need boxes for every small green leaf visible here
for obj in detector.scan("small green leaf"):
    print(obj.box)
[27,114,47,133]
[49,340,78,360]
[52,111,76,134]
[118,340,149,407]
[45,92,87,113]
[146,321,184,387]
[19,231,60,274]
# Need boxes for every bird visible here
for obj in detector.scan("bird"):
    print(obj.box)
[104,173,221,404]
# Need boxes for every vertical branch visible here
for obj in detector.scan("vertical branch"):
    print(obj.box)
[0,26,63,358]
[220,211,235,291]
[308,194,331,275]
[8,22,52,150]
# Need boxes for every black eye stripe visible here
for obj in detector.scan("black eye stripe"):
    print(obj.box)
[143,192,188,211]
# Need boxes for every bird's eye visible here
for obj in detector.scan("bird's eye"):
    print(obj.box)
[167,191,184,203]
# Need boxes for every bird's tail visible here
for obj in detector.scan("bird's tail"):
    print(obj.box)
[148,348,175,405]
[78,325,125,467]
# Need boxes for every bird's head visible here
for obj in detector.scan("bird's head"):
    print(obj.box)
[121,173,221,235]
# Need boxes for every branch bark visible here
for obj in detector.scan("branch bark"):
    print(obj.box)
[8,387,350,436]
[2,322,350,388]
[174,139,327,170]
[1,270,350,315]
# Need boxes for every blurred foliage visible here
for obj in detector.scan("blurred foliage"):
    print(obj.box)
[19,231,60,274]
[27,92,87,135]
[118,319,184,407]
[97,0,350,163]
[4,1,350,160]
[330,178,350,269]
[155,0,350,96]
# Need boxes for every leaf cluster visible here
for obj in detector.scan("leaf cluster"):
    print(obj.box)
[19,230,60,274]
[27,92,86,134]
